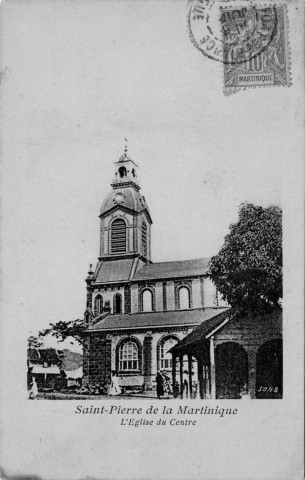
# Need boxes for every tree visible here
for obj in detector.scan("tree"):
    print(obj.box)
[208,203,282,313]
[32,318,86,348]
[28,335,44,349]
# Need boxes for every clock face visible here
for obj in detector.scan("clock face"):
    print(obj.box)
[115,193,124,204]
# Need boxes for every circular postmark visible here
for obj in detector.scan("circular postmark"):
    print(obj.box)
[187,0,278,66]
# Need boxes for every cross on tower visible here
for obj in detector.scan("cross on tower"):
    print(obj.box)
[124,137,128,154]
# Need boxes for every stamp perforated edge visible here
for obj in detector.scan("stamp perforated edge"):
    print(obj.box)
[220,3,292,94]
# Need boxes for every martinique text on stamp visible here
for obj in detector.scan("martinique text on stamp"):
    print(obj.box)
[220,5,291,90]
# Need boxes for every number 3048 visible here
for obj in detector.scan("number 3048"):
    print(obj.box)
[258,386,279,393]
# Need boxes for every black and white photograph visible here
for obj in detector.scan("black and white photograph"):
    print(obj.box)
[0,0,304,479]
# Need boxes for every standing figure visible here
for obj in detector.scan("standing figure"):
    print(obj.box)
[183,379,189,398]
[109,371,121,396]
[155,371,164,399]
[29,375,38,399]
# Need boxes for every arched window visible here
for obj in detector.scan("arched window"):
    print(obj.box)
[160,337,178,370]
[94,295,103,316]
[141,222,147,257]
[142,289,153,312]
[178,286,190,309]
[111,218,127,254]
[113,293,122,314]
[119,340,139,371]
[118,166,127,178]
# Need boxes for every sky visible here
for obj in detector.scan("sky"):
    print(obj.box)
[1,0,301,347]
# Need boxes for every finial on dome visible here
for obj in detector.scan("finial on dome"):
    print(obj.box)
[124,137,128,156]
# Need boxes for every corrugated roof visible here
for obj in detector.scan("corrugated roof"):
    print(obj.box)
[94,258,135,283]
[88,307,228,331]
[31,365,61,375]
[133,258,210,281]
[27,348,63,365]
[170,309,230,353]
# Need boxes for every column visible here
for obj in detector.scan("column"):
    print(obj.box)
[179,354,184,399]
[200,278,205,307]
[192,279,201,308]
[172,355,176,383]
[130,284,139,313]
[143,332,153,390]
[210,336,216,399]
[197,357,204,399]
[246,348,257,399]
[166,281,175,310]
[155,282,163,311]
[172,355,176,397]
[82,335,91,386]
[104,335,112,387]
[188,355,193,398]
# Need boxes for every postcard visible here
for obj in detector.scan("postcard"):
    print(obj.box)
[0,0,304,479]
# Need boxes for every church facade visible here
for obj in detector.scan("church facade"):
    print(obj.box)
[82,147,228,391]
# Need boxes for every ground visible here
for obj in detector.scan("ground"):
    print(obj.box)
[34,392,174,400]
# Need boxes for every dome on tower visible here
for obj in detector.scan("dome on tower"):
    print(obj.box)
[100,188,151,218]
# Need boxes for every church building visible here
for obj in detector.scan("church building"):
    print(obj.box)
[82,146,228,391]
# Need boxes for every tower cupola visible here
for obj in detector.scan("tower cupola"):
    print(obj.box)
[112,141,140,191]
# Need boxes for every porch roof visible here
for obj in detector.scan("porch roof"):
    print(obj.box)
[170,309,231,354]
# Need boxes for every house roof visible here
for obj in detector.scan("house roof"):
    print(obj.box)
[65,367,83,379]
[132,258,210,281]
[31,365,61,375]
[88,307,228,332]
[169,309,230,353]
[61,350,83,371]
[94,258,135,283]
[27,348,63,364]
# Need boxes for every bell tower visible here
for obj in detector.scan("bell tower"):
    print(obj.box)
[98,142,152,263]
[112,141,140,191]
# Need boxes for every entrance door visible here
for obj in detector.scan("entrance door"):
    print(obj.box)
[215,342,248,399]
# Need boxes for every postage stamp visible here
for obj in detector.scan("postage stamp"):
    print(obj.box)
[220,4,291,90]
[187,1,291,93]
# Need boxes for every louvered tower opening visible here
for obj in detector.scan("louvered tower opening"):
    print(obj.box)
[111,219,127,254]
[141,222,147,257]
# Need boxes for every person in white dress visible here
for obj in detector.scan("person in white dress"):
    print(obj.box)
[29,376,38,399]
[109,371,121,396]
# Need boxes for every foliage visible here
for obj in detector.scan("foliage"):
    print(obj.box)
[208,203,282,312]
[34,318,86,347]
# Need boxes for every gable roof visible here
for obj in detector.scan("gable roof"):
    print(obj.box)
[88,307,228,332]
[132,258,210,282]
[170,309,231,353]
[27,348,64,365]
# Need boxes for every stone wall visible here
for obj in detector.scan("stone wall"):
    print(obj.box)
[87,335,112,387]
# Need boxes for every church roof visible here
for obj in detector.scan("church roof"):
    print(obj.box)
[94,258,135,283]
[88,307,228,331]
[133,258,210,281]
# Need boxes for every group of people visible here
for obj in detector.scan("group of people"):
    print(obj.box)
[156,371,200,399]
[155,370,173,399]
